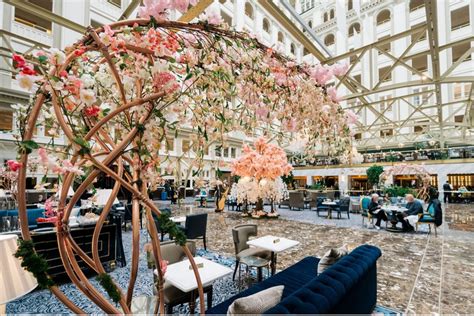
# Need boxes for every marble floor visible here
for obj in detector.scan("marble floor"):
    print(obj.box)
[167,201,474,314]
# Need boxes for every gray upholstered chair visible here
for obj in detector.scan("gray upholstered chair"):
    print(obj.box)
[153,240,213,314]
[289,191,305,211]
[232,224,271,281]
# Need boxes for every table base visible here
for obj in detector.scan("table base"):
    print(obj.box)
[386,227,404,233]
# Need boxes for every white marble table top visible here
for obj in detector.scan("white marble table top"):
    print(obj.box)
[157,257,232,292]
[170,216,186,224]
[247,235,299,253]
[381,205,408,212]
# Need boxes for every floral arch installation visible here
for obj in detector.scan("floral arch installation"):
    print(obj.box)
[379,163,432,201]
[13,13,352,315]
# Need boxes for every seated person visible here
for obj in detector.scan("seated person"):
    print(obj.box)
[368,193,388,230]
[383,193,391,204]
[397,194,423,232]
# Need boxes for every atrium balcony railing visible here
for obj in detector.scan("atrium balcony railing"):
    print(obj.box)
[290,145,474,167]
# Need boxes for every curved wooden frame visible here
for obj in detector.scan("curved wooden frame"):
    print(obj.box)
[13,16,350,314]
[16,19,212,315]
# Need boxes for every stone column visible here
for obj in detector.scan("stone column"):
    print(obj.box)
[234,1,245,31]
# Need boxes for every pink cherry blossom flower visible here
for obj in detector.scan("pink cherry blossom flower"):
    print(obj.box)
[199,9,223,25]
[327,87,341,103]
[331,63,349,76]
[138,0,171,19]
[160,260,168,274]
[172,0,189,13]
[310,64,333,85]
[7,160,22,172]
[103,24,115,36]
[345,110,359,125]
[255,106,269,119]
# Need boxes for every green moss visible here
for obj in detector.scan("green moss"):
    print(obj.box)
[14,239,55,289]
[96,273,121,303]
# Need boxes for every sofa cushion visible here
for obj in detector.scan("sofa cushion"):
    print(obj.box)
[317,245,348,274]
[206,256,319,314]
[227,285,284,315]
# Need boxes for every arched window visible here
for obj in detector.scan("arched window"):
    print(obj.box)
[330,9,335,19]
[347,0,353,11]
[278,31,284,43]
[262,18,270,33]
[324,33,335,46]
[376,9,391,25]
[348,22,361,37]
[245,2,254,19]
[323,12,328,22]
[290,43,296,55]
[409,0,425,11]
[308,20,312,28]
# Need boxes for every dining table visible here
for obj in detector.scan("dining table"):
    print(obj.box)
[322,200,339,219]
[381,204,408,232]
[246,235,299,275]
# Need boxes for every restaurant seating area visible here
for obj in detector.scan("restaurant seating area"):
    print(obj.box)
[2,196,473,314]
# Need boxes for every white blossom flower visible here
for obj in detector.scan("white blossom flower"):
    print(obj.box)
[80,89,96,106]
[16,74,38,91]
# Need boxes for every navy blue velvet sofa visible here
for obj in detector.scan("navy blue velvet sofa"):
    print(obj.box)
[207,244,381,314]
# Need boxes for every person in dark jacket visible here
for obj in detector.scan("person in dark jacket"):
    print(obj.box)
[427,189,443,226]
[397,194,423,231]
[368,193,388,229]
[443,181,452,203]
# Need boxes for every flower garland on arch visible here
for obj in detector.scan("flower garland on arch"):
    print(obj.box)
[8,2,354,314]
[379,163,432,201]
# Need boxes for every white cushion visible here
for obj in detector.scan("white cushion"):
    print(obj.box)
[227,285,284,315]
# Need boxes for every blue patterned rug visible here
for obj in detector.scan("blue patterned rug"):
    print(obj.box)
[7,230,401,314]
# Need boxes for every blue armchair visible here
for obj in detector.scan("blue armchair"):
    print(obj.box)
[360,196,372,226]
[416,203,437,236]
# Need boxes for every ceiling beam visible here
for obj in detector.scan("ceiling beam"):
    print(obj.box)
[257,0,327,61]
[4,0,87,34]
[119,0,141,20]
[178,0,214,23]
[323,24,427,64]
[425,0,444,147]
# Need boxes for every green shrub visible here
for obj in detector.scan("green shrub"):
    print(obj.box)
[366,165,384,187]
[383,186,415,197]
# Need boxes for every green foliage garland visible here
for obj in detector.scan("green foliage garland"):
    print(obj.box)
[14,239,55,289]
[155,212,187,246]
[96,273,121,303]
